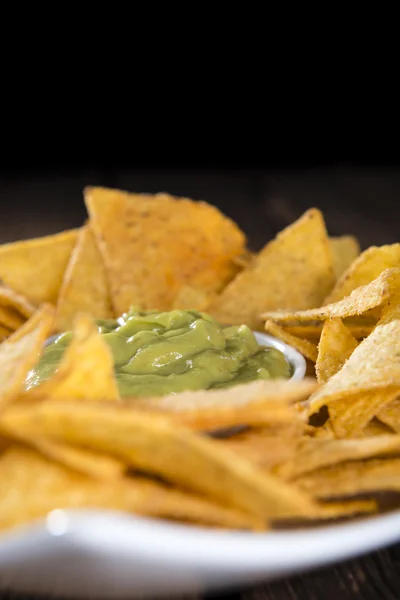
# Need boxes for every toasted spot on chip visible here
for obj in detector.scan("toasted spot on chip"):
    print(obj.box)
[0,286,35,319]
[55,225,113,332]
[85,187,246,314]
[264,321,318,362]
[316,319,358,384]
[377,398,400,433]
[329,235,361,280]
[208,209,335,330]
[0,230,79,306]
[0,305,55,410]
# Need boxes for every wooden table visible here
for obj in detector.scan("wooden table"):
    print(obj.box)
[1,166,399,599]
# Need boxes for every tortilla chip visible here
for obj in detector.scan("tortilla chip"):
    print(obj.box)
[295,457,400,499]
[0,305,55,410]
[262,268,399,325]
[0,324,12,342]
[275,434,400,480]
[0,286,35,319]
[208,209,335,330]
[131,379,317,432]
[360,419,395,436]
[0,230,79,306]
[264,320,318,362]
[283,319,375,341]
[329,235,361,280]
[377,398,400,433]
[26,314,119,402]
[0,446,262,532]
[325,244,400,304]
[172,285,216,311]
[0,401,317,520]
[0,305,25,331]
[316,319,358,384]
[55,226,113,332]
[85,187,246,314]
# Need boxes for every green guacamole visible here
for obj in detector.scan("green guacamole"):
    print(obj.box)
[25,309,292,398]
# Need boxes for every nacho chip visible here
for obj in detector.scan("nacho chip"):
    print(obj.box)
[360,419,395,436]
[0,286,35,319]
[0,229,79,306]
[85,187,246,314]
[208,209,335,330]
[325,244,400,304]
[0,401,316,520]
[55,226,113,332]
[0,446,262,532]
[329,235,361,280]
[316,319,358,384]
[295,457,400,499]
[283,319,375,341]
[377,398,400,433]
[0,305,25,331]
[132,379,317,432]
[0,305,54,410]
[26,314,119,402]
[0,324,12,342]
[262,268,399,325]
[264,320,318,362]
[172,285,216,311]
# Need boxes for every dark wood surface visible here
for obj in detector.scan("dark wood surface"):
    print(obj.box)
[1,167,400,600]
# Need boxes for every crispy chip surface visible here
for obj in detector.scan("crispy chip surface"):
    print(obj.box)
[0,286,35,319]
[377,398,400,433]
[283,319,375,342]
[329,236,361,280]
[264,321,318,362]
[208,209,335,330]
[0,230,78,306]
[85,187,246,314]
[0,305,25,331]
[316,319,358,384]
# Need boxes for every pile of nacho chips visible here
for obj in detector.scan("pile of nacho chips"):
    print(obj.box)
[1,187,400,534]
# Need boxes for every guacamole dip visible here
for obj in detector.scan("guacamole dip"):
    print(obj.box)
[26,309,291,397]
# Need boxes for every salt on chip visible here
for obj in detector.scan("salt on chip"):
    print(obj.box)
[85,187,246,314]
[0,286,35,319]
[0,229,79,306]
[0,401,317,520]
[208,209,335,330]
[316,319,358,384]
[55,225,113,332]
[0,304,55,410]
[377,398,400,433]
[264,320,318,362]
[0,446,263,532]
[329,235,361,280]
[27,314,119,402]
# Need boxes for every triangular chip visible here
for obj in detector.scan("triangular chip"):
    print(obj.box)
[55,225,113,332]
[25,314,119,401]
[316,319,358,384]
[0,304,55,410]
[0,305,25,331]
[376,398,400,433]
[85,187,246,314]
[264,320,318,362]
[0,286,35,319]
[329,235,360,280]
[282,319,375,342]
[0,324,12,343]
[208,208,335,330]
[0,229,79,306]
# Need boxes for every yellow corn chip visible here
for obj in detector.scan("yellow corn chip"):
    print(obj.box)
[0,324,12,342]
[377,398,400,433]
[0,229,79,306]
[85,187,246,314]
[264,320,318,362]
[0,305,54,410]
[316,319,358,384]
[283,319,375,341]
[26,314,119,401]
[0,446,262,532]
[172,285,216,311]
[0,401,316,520]
[0,286,35,319]
[295,457,400,499]
[0,305,25,331]
[325,244,400,304]
[329,235,361,280]
[55,226,113,332]
[262,268,399,325]
[311,499,377,520]
[208,209,335,330]
[359,419,395,436]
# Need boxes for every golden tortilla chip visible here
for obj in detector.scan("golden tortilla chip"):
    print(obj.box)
[324,244,400,304]
[0,446,262,532]
[264,320,318,362]
[311,499,377,519]
[208,209,335,330]
[377,398,400,433]
[0,229,79,306]
[262,268,399,325]
[0,305,25,331]
[172,285,216,311]
[85,187,246,314]
[295,457,400,499]
[329,235,361,280]
[283,319,375,341]
[0,324,12,342]
[316,319,358,384]
[0,286,35,319]
[0,305,55,410]
[359,419,395,436]
[55,226,113,332]
[132,379,317,432]
[26,314,119,402]
[0,401,316,520]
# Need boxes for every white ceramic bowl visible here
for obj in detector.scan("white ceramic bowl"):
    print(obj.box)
[253,331,306,381]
